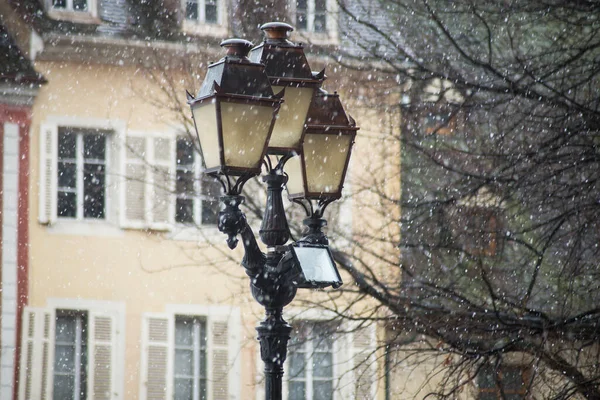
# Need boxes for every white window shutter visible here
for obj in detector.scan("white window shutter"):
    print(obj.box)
[19,307,55,400]
[38,124,57,225]
[351,324,377,400]
[121,136,148,228]
[140,313,173,400]
[88,311,118,399]
[149,137,174,230]
[208,312,231,400]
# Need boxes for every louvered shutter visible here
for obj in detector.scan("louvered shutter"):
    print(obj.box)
[122,136,148,228]
[88,311,117,399]
[19,307,55,400]
[209,313,230,400]
[351,324,377,399]
[140,313,173,400]
[149,137,174,230]
[38,124,57,224]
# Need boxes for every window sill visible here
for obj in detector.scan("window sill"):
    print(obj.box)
[45,219,124,237]
[182,20,227,37]
[47,10,101,24]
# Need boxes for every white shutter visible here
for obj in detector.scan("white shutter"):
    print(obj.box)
[38,124,57,225]
[121,136,147,228]
[149,137,174,230]
[140,313,173,400]
[19,307,55,400]
[351,324,377,399]
[88,311,118,399]
[208,312,230,400]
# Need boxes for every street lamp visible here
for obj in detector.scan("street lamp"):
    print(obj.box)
[187,24,357,400]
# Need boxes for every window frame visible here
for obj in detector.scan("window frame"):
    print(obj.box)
[181,0,228,37]
[46,0,99,22]
[19,299,125,400]
[288,321,336,400]
[262,308,376,400]
[477,365,530,399]
[173,315,208,400]
[53,310,88,400]
[139,305,241,400]
[56,127,109,221]
[291,0,338,44]
[174,137,220,227]
[39,118,126,235]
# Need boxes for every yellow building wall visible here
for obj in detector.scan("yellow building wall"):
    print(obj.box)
[27,60,265,398]
[27,58,403,400]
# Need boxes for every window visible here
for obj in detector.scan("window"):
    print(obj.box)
[140,307,240,400]
[51,0,89,12]
[477,365,528,400]
[446,205,502,257]
[53,311,88,400]
[175,138,220,226]
[288,322,335,400]
[19,303,122,400]
[57,128,107,220]
[422,110,455,135]
[296,0,327,33]
[174,316,208,400]
[185,0,219,24]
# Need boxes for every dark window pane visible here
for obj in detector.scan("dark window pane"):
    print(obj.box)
[176,199,194,224]
[73,0,87,11]
[313,353,332,377]
[83,164,105,219]
[205,4,217,23]
[315,0,326,11]
[58,162,77,189]
[58,191,76,218]
[177,170,195,195]
[296,12,307,30]
[185,0,198,20]
[201,200,218,225]
[289,352,306,379]
[314,14,326,32]
[478,393,497,400]
[58,132,76,159]
[313,381,333,400]
[175,349,194,376]
[52,0,66,9]
[505,395,524,400]
[83,134,105,160]
[55,344,75,373]
[478,366,497,389]
[201,177,221,225]
[174,378,193,400]
[53,374,75,400]
[296,0,307,10]
[289,381,306,400]
[175,318,194,346]
[198,378,207,400]
[503,368,524,391]
[177,139,195,166]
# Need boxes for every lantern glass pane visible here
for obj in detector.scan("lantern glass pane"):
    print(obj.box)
[192,100,220,170]
[268,86,314,150]
[293,246,339,283]
[284,154,305,197]
[220,102,275,169]
[304,132,352,195]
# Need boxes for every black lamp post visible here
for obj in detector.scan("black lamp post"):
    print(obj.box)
[187,23,358,400]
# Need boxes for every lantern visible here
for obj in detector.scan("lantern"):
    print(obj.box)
[285,89,358,200]
[187,39,282,176]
